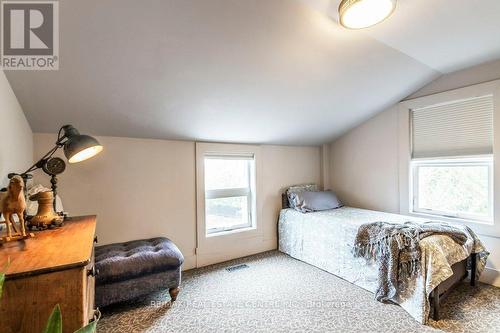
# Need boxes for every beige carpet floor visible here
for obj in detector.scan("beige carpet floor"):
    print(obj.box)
[97,251,500,333]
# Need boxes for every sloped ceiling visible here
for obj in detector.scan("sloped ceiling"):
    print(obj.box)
[307,0,500,73]
[5,0,500,145]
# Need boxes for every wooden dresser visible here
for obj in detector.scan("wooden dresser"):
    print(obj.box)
[0,216,98,333]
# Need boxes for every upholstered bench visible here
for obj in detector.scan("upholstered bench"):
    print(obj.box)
[94,237,184,307]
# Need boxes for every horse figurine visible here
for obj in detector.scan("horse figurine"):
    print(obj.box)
[1,175,28,240]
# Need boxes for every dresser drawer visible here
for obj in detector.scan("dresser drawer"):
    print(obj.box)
[1,267,87,333]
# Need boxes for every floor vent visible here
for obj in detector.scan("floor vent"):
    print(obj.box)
[225,264,249,272]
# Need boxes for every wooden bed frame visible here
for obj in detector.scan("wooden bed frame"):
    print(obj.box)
[281,193,477,321]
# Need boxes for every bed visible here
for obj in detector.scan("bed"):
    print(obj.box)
[278,193,488,324]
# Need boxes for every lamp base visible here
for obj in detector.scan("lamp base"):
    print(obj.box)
[28,217,64,230]
[27,191,64,230]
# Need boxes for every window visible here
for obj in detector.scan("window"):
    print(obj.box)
[411,157,493,223]
[204,154,256,235]
[409,95,494,224]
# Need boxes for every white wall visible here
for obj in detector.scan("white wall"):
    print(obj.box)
[408,58,500,99]
[33,135,198,267]
[328,60,500,286]
[0,71,32,187]
[33,134,320,270]
[329,105,400,213]
[261,145,322,244]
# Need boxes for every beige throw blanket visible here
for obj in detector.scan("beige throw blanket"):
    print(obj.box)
[353,221,478,303]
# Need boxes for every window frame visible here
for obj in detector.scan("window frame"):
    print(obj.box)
[195,142,263,267]
[410,156,494,224]
[204,154,256,235]
[398,79,500,237]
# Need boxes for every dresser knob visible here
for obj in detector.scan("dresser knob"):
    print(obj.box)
[87,266,99,277]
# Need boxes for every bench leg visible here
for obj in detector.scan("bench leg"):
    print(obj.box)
[470,253,477,286]
[431,286,440,321]
[169,287,180,301]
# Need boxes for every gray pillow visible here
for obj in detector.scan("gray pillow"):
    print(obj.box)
[289,190,342,213]
[286,184,319,208]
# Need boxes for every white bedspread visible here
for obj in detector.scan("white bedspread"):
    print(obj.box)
[278,207,487,324]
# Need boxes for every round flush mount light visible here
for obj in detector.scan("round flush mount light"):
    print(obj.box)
[338,0,397,29]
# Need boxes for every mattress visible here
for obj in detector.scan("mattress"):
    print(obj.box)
[278,206,487,323]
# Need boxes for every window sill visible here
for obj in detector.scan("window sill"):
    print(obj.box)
[206,226,257,238]
[408,210,494,226]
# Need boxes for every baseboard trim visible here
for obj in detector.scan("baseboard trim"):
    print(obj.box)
[181,238,277,271]
[195,239,276,268]
[479,267,500,287]
[181,255,197,271]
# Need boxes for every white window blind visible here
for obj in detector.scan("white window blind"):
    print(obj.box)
[411,95,494,159]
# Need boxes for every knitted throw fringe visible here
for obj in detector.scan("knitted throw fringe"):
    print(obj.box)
[353,221,470,303]
[353,232,421,279]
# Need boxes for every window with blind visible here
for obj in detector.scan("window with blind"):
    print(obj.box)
[410,95,494,223]
[204,154,256,234]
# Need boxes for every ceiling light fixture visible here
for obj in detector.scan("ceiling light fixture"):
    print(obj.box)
[338,0,397,29]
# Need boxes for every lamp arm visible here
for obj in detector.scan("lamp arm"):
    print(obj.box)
[9,125,100,182]
[7,144,61,190]
[21,126,69,175]
[22,145,61,175]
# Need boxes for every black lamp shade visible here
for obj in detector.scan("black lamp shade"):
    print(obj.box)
[63,134,103,163]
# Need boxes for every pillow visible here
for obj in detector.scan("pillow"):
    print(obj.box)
[289,190,342,213]
[286,184,319,208]
[287,184,319,194]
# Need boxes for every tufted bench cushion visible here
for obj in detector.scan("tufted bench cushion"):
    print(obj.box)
[95,237,184,285]
[94,237,184,307]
